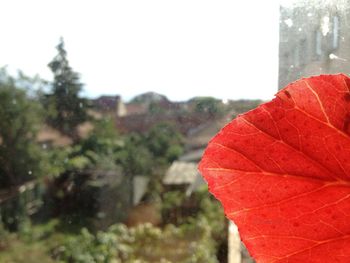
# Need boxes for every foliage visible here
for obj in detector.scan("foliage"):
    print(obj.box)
[0,220,58,263]
[56,222,218,263]
[199,74,350,262]
[42,119,131,225]
[190,96,225,117]
[79,118,122,171]
[0,71,48,230]
[113,123,184,179]
[116,133,153,176]
[148,101,165,114]
[18,219,60,242]
[0,239,55,263]
[229,99,262,114]
[161,190,187,224]
[0,221,10,249]
[130,92,168,104]
[46,118,120,177]
[0,181,45,232]
[160,186,227,258]
[144,123,184,163]
[80,119,155,175]
[193,185,227,242]
[88,118,118,141]
[44,115,184,221]
[45,169,101,228]
[0,70,45,188]
[2,217,221,262]
[56,227,120,263]
[46,38,87,137]
[162,191,186,212]
[44,145,90,178]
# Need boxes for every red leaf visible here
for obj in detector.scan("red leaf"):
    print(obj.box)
[199,74,350,262]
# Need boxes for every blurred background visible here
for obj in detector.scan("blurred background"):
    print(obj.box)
[1,0,349,262]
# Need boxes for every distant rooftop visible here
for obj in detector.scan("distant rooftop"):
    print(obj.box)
[179,148,204,162]
[163,161,200,185]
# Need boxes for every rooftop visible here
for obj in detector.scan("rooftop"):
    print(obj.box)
[163,161,200,185]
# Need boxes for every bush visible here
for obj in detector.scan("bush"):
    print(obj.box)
[55,228,120,263]
[55,222,219,263]
[0,221,10,250]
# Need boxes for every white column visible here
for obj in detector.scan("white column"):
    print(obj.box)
[228,221,242,263]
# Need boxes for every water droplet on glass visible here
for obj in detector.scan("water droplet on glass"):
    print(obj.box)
[321,16,330,36]
[329,53,347,61]
[284,18,293,27]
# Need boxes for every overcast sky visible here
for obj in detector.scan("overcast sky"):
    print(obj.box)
[1,0,280,101]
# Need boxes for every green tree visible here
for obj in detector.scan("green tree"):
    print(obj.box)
[116,133,153,176]
[191,96,224,117]
[47,38,87,138]
[0,70,44,188]
[79,118,122,171]
[145,123,184,163]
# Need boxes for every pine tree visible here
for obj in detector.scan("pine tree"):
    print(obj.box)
[47,38,87,138]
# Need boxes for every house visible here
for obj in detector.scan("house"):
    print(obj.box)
[116,111,211,135]
[92,95,127,117]
[36,122,93,148]
[178,148,204,162]
[163,158,206,197]
[185,112,233,150]
[36,125,73,147]
[163,161,200,187]
[124,103,148,116]
[162,113,233,193]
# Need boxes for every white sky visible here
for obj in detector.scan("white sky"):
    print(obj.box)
[0,0,280,102]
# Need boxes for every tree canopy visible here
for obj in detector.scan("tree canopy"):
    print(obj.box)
[0,70,44,188]
[46,38,87,138]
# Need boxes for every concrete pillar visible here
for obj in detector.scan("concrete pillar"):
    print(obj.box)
[228,221,242,263]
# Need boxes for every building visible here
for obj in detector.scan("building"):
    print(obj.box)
[279,0,350,89]
[163,161,203,195]
[93,95,127,117]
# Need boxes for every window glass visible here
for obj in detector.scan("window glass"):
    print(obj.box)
[279,0,348,89]
[3,0,347,262]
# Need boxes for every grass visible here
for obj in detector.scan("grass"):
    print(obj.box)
[0,235,55,263]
